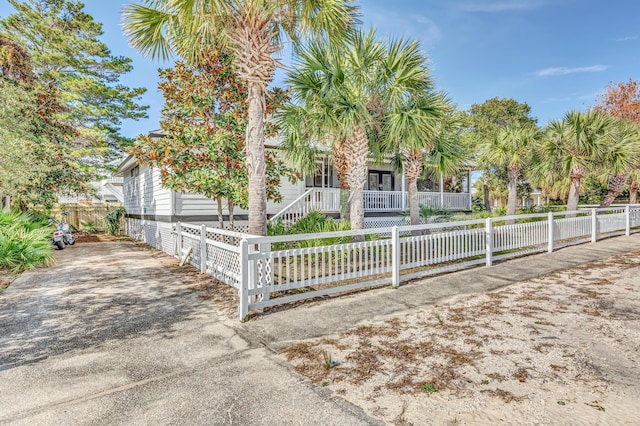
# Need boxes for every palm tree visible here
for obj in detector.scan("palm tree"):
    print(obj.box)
[598,122,640,207]
[122,0,359,236]
[278,29,440,232]
[534,111,615,212]
[483,125,539,217]
[385,107,459,226]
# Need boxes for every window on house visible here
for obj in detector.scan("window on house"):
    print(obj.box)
[306,161,334,188]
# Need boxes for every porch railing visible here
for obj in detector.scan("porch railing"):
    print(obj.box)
[271,188,470,225]
[364,190,405,211]
[270,188,341,225]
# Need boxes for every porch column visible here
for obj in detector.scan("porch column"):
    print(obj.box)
[439,172,444,207]
[401,170,406,210]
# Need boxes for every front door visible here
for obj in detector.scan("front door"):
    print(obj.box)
[368,171,393,191]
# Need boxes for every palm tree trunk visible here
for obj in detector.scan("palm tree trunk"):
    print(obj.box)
[506,167,520,224]
[333,140,350,220]
[405,150,423,226]
[629,178,639,205]
[599,173,628,207]
[344,126,369,240]
[246,81,267,236]
[566,179,581,212]
[566,166,584,215]
[483,169,491,212]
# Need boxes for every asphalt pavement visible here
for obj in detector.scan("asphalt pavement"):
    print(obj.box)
[2,233,640,425]
[0,241,379,425]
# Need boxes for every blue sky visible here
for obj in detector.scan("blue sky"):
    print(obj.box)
[2,0,639,138]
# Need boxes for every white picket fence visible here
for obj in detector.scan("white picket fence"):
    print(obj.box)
[127,206,640,320]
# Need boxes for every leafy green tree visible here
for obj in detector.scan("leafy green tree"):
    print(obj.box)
[0,34,76,209]
[122,0,358,236]
[130,49,299,229]
[1,0,148,155]
[463,97,537,211]
[0,0,147,208]
[0,80,36,209]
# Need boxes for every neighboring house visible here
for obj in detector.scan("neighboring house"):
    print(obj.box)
[57,177,124,204]
[489,190,544,210]
[116,130,472,246]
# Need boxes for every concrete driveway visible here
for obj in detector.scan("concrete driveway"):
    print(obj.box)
[0,241,378,425]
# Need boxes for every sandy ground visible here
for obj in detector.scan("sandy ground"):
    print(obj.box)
[284,251,640,425]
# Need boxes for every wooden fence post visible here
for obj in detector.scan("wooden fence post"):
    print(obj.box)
[391,226,400,288]
[547,212,554,253]
[200,224,207,273]
[591,209,598,243]
[625,205,631,236]
[239,239,249,321]
[485,218,493,267]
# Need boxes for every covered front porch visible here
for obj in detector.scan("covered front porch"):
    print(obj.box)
[271,157,472,224]
[306,187,471,212]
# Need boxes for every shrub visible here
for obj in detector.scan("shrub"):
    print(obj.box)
[80,220,101,233]
[418,205,452,223]
[104,207,126,236]
[0,210,55,273]
[267,211,352,249]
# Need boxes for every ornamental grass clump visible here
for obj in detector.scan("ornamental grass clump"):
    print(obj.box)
[267,211,352,250]
[0,210,54,273]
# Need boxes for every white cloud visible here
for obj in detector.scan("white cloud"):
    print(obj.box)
[543,93,595,104]
[413,15,442,44]
[461,1,544,12]
[367,10,442,45]
[576,93,596,101]
[615,35,638,42]
[534,65,608,77]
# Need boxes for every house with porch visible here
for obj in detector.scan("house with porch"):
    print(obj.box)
[116,131,471,246]
[272,154,472,224]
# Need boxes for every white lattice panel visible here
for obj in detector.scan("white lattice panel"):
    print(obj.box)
[181,231,202,270]
[206,242,241,288]
[364,217,409,229]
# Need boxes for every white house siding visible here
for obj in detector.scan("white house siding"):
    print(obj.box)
[123,165,172,216]
[174,176,305,218]
[126,217,175,254]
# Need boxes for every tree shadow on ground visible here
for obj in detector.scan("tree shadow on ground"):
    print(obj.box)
[0,241,211,371]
